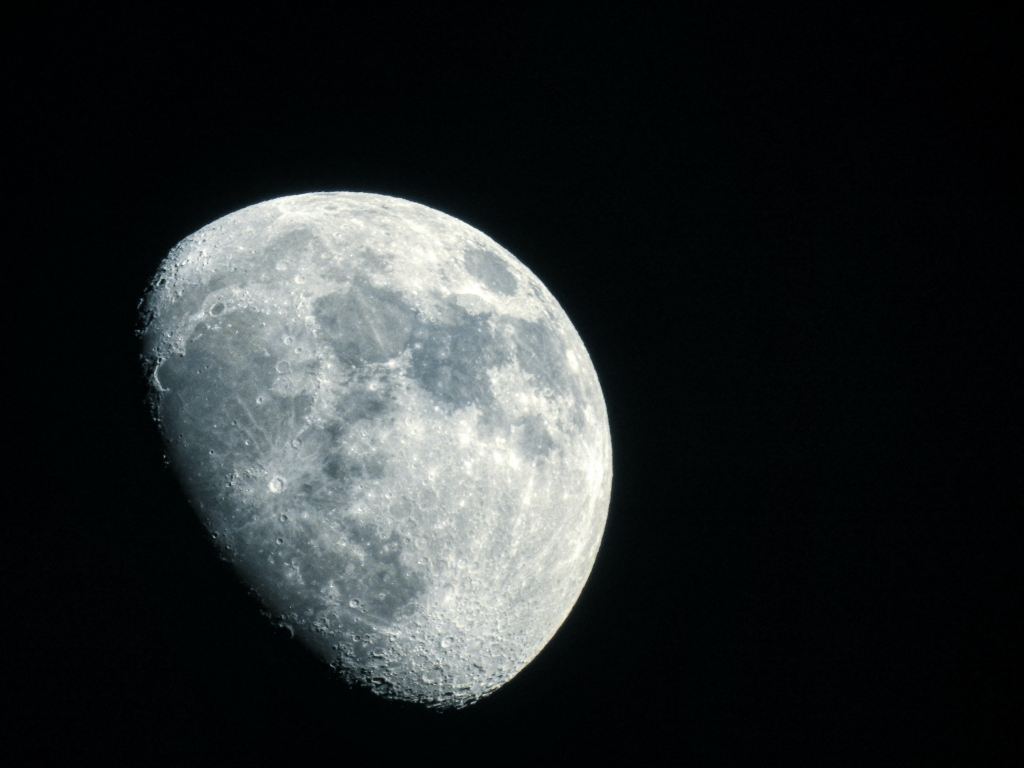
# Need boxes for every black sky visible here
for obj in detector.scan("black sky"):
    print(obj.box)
[6,6,1020,765]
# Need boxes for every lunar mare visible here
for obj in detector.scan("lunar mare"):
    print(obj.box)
[139,192,612,708]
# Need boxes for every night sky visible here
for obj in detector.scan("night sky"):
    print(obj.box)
[7,6,1019,765]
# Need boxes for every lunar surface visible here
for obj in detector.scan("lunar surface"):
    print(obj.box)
[139,192,612,708]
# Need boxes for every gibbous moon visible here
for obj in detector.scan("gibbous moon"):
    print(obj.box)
[139,192,612,708]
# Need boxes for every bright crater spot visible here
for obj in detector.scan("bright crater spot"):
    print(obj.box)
[139,192,613,709]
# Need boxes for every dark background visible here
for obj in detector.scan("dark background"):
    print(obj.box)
[6,5,1020,765]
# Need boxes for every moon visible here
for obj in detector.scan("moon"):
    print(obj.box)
[139,192,612,709]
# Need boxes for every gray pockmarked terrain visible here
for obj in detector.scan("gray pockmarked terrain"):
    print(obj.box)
[139,192,612,709]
